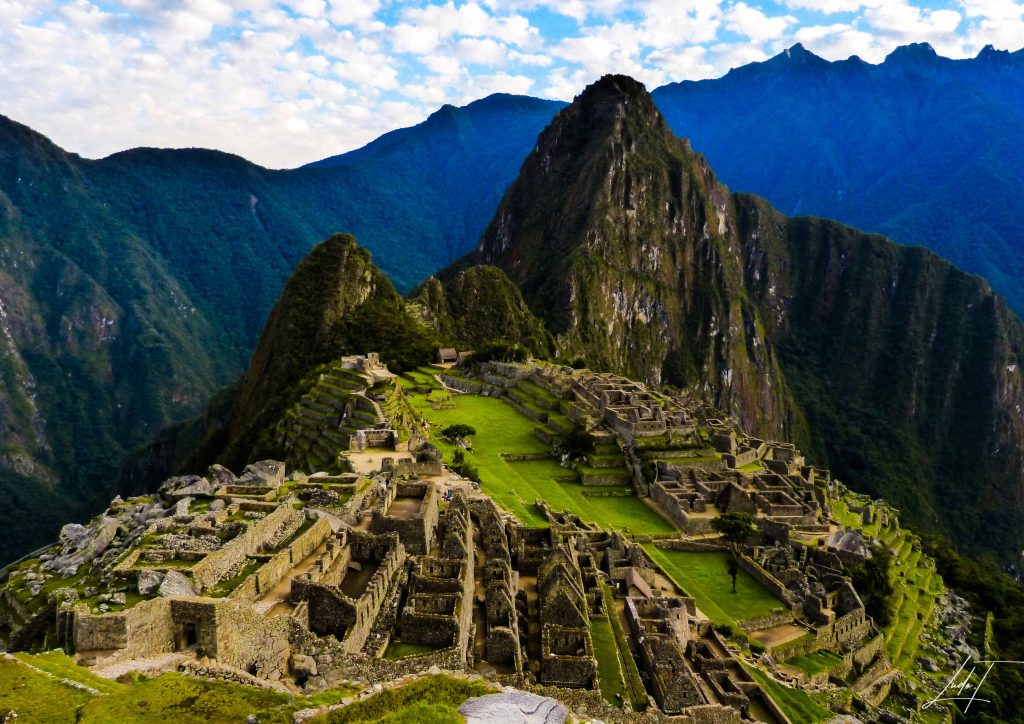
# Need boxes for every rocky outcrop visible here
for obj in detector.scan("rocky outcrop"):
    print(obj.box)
[157,570,197,597]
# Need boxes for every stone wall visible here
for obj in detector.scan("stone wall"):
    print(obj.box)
[230,517,332,603]
[73,597,177,656]
[192,506,303,592]
[736,553,799,608]
[214,599,292,681]
[294,533,406,654]
[371,482,438,555]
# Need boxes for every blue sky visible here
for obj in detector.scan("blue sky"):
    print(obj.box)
[0,0,1020,167]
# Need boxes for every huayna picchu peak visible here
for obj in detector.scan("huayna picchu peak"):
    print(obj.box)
[5,41,1024,723]
[458,74,1024,564]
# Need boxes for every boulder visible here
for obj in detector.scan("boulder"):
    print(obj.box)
[290,654,318,676]
[208,464,237,488]
[459,691,567,724]
[59,523,90,548]
[138,570,164,595]
[238,460,286,488]
[173,498,194,520]
[157,570,197,597]
[176,478,214,498]
[159,475,206,499]
[209,499,226,512]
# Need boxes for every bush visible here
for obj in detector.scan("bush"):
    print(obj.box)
[442,424,476,442]
[467,340,527,364]
[450,449,480,483]
[559,426,596,459]
[715,623,735,637]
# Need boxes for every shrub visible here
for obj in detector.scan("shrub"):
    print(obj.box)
[467,340,527,364]
[559,426,596,459]
[442,424,476,442]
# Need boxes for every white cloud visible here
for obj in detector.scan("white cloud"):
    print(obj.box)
[725,3,794,42]
[0,0,1019,167]
[781,0,866,13]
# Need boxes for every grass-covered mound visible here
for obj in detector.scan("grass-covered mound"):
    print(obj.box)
[0,652,360,724]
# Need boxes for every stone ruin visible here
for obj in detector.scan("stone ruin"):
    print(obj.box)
[0,357,925,721]
[651,465,824,537]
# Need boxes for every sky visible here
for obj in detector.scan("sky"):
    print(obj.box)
[0,0,1022,168]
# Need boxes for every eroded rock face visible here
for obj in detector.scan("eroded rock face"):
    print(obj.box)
[157,570,197,597]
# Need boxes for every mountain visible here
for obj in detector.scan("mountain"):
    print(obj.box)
[134,241,553,483]
[6,43,1024,563]
[464,74,1024,560]
[0,94,561,562]
[412,266,554,356]
[652,42,1024,315]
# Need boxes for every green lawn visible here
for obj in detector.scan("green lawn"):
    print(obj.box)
[642,547,784,627]
[742,662,833,724]
[0,655,96,722]
[590,617,625,705]
[600,583,648,710]
[406,386,675,534]
[785,650,845,677]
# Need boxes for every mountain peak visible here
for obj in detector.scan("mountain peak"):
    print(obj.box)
[576,73,650,101]
[884,42,940,66]
[764,43,828,69]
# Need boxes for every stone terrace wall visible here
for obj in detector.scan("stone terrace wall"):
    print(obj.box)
[737,553,799,608]
[192,506,302,592]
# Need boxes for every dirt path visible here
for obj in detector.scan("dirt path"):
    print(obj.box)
[91,652,189,680]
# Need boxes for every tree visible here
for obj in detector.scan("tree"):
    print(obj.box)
[559,425,596,460]
[846,547,895,627]
[711,512,759,593]
[442,424,476,444]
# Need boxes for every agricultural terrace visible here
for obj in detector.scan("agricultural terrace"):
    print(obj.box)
[401,369,676,535]
[830,495,944,672]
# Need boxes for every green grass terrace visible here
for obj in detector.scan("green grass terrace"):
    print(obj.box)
[642,546,785,628]
[401,369,676,535]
